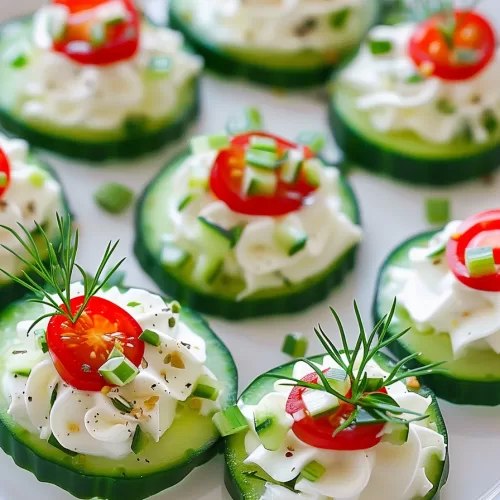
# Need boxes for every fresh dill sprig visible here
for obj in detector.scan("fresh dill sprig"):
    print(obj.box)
[0,213,125,330]
[264,299,446,430]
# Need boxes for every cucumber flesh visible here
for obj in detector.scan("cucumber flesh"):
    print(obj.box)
[382,422,409,445]
[193,254,224,284]
[161,244,191,268]
[280,149,303,184]
[243,166,277,196]
[273,222,308,257]
[197,217,234,256]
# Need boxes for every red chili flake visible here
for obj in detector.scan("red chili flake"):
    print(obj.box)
[285,452,293,458]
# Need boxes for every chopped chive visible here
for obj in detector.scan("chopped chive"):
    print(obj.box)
[48,433,77,456]
[465,246,496,277]
[90,22,106,48]
[111,395,133,413]
[0,172,8,187]
[299,460,326,482]
[35,328,48,354]
[249,136,278,153]
[4,45,29,68]
[192,375,221,401]
[281,333,308,358]
[161,244,191,268]
[406,73,425,84]
[139,329,161,347]
[212,406,249,437]
[425,198,450,225]
[98,356,139,386]
[295,131,325,154]
[329,7,351,29]
[148,56,173,77]
[28,169,47,188]
[436,98,456,115]
[127,301,141,307]
[482,110,498,135]
[245,149,279,170]
[178,193,195,211]
[190,134,230,154]
[94,183,134,214]
[170,300,181,313]
[50,383,58,407]
[368,39,393,55]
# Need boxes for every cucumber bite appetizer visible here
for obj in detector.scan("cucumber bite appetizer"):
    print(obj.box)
[170,0,380,88]
[330,7,500,185]
[0,133,69,309]
[0,0,202,162]
[135,126,362,319]
[223,302,448,500]
[0,216,237,499]
[375,209,500,406]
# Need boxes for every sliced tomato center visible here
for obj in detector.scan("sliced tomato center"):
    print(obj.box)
[52,0,139,65]
[285,371,386,451]
[209,132,318,217]
[0,148,11,198]
[47,296,144,391]
[408,10,496,81]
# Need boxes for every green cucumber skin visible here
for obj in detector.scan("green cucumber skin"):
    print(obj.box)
[224,352,449,500]
[0,294,238,499]
[373,230,500,406]
[134,151,361,320]
[169,4,377,89]
[329,94,500,186]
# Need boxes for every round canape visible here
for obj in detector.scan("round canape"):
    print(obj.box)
[0,216,237,499]
[0,132,70,309]
[135,122,362,319]
[374,210,500,405]
[0,0,202,162]
[169,0,380,88]
[222,303,448,500]
[329,7,500,185]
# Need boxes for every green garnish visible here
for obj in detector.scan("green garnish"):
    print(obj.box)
[28,169,47,188]
[4,44,30,68]
[465,246,496,277]
[266,300,445,431]
[48,433,77,456]
[406,73,425,84]
[368,39,393,55]
[178,194,196,212]
[329,7,351,29]
[139,329,161,347]
[110,395,133,413]
[245,149,279,170]
[299,460,326,482]
[425,198,450,225]
[98,355,139,386]
[90,23,106,48]
[48,14,67,43]
[295,131,325,154]
[249,136,278,153]
[0,172,7,187]
[171,301,181,314]
[0,214,125,331]
[482,110,498,135]
[35,329,48,354]
[192,375,221,401]
[282,333,308,358]
[127,302,141,308]
[436,98,456,115]
[212,405,249,437]
[190,134,230,154]
[94,183,134,214]
[148,56,173,77]
[50,383,58,407]
[108,346,124,360]
[226,107,263,135]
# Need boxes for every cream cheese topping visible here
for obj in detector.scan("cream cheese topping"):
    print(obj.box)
[340,23,500,144]
[2,285,221,459]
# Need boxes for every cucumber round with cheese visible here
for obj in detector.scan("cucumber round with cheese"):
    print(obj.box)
[0,16,200,162]
[0,293,238,500]
[373,231,500,406]
[169,0,380,88]
[224,352,449,500]
[134,151,361,320]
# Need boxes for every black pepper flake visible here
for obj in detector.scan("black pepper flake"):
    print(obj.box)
[180,342,191,349]
[185,383,192,388]
[151,384,157,389]
[14,374,17,378]
[294,17,317,36]
[82,364,91,373]
[28,396,32,402]
[12,350,27,355]
[145,459,150,463]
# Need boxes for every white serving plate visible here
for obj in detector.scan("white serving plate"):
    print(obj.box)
[1,1,500,499]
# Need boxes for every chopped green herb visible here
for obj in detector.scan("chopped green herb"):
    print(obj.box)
[108,346,124,360]
[50,383,58,407]
[482,110,498,135]
[246,149,279,170]
[90,22,106,48]
[94,183,134,214]
[213,406,249,437]
[98,355,139,386]
[299,460,326,482]
[48,14,67,42]
[192,375,221,401]
[226,107,263,134]
[281,333,308,358]
[148,56,173,77]
[28,169,47,188]
[168,317,176,328]
[178,193,195,212]
[465,246,496,277]
[425,198,450,225]
[329,7,351,29]
[111,395,133,413]
[0,172,8,188]
[436,98,456,115]
[4,45,29,68]
[35,328,48,354]
[406,73,425,84]
[368,39,393,55]
[295,131,325,153]
[170,300,181,314]
[438,20,456,48]
[139,329,161,347]
[127,301,141,308]
[190,134,230,154]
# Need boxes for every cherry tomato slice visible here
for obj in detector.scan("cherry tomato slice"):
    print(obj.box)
[285,371,386,450]
[52,0,139,66]
[209,132,318,217]
[47,296,144,391]
[447,210,500,292]
[408,10,496,81]
[0,148,11,198]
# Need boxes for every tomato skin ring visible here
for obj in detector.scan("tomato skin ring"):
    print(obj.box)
[447,210,500,292]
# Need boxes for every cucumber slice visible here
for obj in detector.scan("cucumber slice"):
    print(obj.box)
[374,230,500,405]
[0,290,237,499]
[197,217,233,256]
[224,352,448,500]
[382,422,409,445]
[135,150,360,319]
[193,254,224,284]
[330,82,500,185]
[0,18,200,162]
[169,0,381,88]
[253,394,293,451]
[274,222,308,256]
[242,166,277,196]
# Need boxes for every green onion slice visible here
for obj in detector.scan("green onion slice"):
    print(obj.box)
[98,355,139,386]
[425,198,450,225]
[192,375,222,401]
[465,246,496,277]
[212,406,249,437]
[190,134,230,154]
[299,460,326,482]
[139,329,161,347]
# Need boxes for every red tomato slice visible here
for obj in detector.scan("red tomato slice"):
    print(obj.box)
[408,10,496,81]
[52,0,139,66]
[447,210,500,291]
[47,296,144,391]
[0,148,11,198]
[209,132,318,217]
[285,371,386,450]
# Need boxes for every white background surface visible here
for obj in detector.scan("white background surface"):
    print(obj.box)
[1,0,500,499]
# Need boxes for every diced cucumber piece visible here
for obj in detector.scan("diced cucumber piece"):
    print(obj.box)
[245,149,279,170]
[274,222,308,256]
[249,136,278,153]
[178,193,196,211]
[213,406,249,437]
[253,394,293,451]
[3,44,30,68]
[139,329,161,347]
[131,426,149,455]
[303,158,322,188]
[302,390,339,418]
[188,164,209,190]
[192,375,222,401]
[98,356,139,386]
[197,217,234,256]
[281,333,308,358]
[465,246,495,277]
[382,422,409,445]
[161,244,191,268]
[243,166,277,196]
[425,198,450,225]
[148,57,173,78]
[226,107,263,135]
[193,254,224,284]
[299,460,326,482]
[295,131,325,153]
[329,7,351,29]
[48,433,77,456]
[90,23,106,48]
[280,149,303,184]
[190,134,230,154]
[325,367,351,395]
[28,168,47,188]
